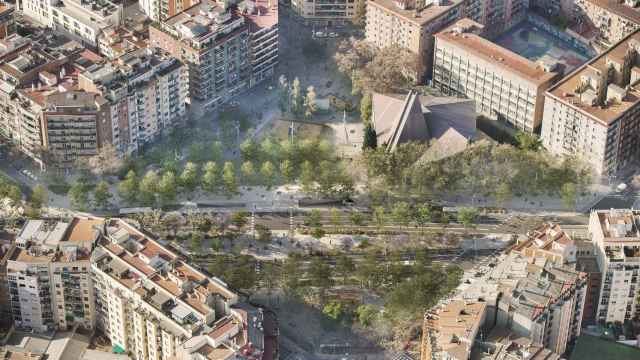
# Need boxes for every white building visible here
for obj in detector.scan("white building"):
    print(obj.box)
[589,209,640,324]
[91,218,265,360]
[6,218,102,332]
[542,30,640,176]
[433,19,558,133]
[21,0,122,47]
[78,48,188,155]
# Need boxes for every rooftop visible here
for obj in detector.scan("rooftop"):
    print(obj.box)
[164,0,245,42]
[239,0,278,31]
[435,19,558,86]
[595,209,640,240]
[367,0,464,26]
[511,223,575,262]
[424,300,486,360]
[547,30,640,125]
[10,218,103,263]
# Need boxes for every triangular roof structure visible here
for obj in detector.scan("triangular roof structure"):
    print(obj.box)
[372,90,430,152]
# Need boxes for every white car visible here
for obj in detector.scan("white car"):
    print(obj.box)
[315,31,326,38]
[328,32,338,38]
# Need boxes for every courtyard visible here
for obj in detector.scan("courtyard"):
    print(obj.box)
[495,20,592,74]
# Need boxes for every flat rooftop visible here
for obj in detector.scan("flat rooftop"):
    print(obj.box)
[547,30,640,125]
[435,20,557,85]
[367,0,464,26]
[595,209,640,240]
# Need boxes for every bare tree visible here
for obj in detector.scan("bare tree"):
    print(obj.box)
[84,144,123,176]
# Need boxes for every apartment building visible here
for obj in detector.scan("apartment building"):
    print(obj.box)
[91,218,266,360]
[448,253,587,357]
[6,218,102,332]
[140,0,198,22]
[574,0,640,50]
[365,0,464,81]
[150,0,278,109]
[433,19,559,133]
[98,25,148,60]
[78,48,188,155]
[589,209,640,324]
[291,0,355,25]
[421,300,486,360]
[21,0,122,47]
[541,30,640,176]
[467,0,528,38]
[0,3,15,39]
[512,223,577,264]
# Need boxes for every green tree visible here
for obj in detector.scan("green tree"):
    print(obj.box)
[413,204,432,228]
[457,207,479,228]
[69,181,89,210]
[6,185,21,203]
[495,182,512,207]
[336,254,355,284]
[362,122,377,149]
[278,74,290,113]
[355,304,377,326]
[360,93,372,123]
[309,257,333,289]
[255,224,271,243]
[291,77,303,116]
[222,162,238,195]
[93,181,112,209]
[139,170,160,206]
[190,232,203,253]
[356,252,380,289]
[350,212,365,226]
[180,162,199,193]
[561,182,577,209]
[211,141,223,163]
[188,142,208,163]
[240,161,257,186]
[202,162,220,193]
[329,208,341,231]
[31,184,48,209]
[304,209,322,227]
[240,138,260,162]
[118,170,138,204]
[282,255,303,297]
[231,211,250,229]
[391,202,411,228]
[311,226,325,240]
[372,206,386,230]
[300,160,315,192]
[158,171,178,205]
[515,131,542,151]
[208,255,226,275]
[304,85,317,120]
[280,159,295,184]
[260,161,276,189]
[322,301,344,321]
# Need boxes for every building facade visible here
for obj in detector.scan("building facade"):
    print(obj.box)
[149,0,277,109]
[365,0,464,81]
[21,0,122,47]
[78,48,188,155]
[91,218,266,360]
[291,0,356,25]
[574,0,640,50]
[6,218,101,332]
[589,209,640,324]
[541,30,640,176]
[433,19,558,133]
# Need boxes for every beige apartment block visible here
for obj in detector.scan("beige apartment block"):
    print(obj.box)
[433,19,558,133]
[541,30,640,176]
[7,218,102,332]
[365,0,464,81]
[589,209,640,324]
[91,218,267,360]
[291,0,356,24]
[575,0,640,50]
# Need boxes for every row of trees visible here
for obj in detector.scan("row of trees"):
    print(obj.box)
[364,142,592,209]
[278,76,318,119]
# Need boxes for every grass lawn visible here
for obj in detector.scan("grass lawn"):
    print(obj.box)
[570,335,640,360]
